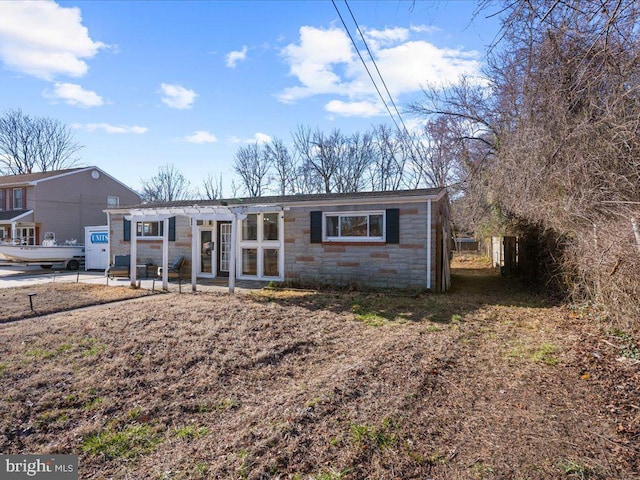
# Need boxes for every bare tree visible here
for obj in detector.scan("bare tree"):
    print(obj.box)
[229,179,241,198]
[264,137,297,195]
[291,126,377,194]
[232,143,271,197]
[412,0,640,326]
[0,109,82,174]
[292,160,323,194]
[334,131,373,193]
[368,124,407,191]
[202,173,224,200]
[140,164,195,202]
[412,115,464,188]
[292,126,337,194]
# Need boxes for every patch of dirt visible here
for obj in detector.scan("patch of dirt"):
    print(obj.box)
[0,260,637,479]
[0,284,153,323]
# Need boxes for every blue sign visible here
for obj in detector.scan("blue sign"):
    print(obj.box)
[90,232,108,244]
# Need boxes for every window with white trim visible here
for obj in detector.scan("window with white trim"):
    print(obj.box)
[13,188,23,210]
[137,221,161,238]
[323,211,385,242]
[0,190,3,210]
[107,196,120,208]
[238,212,282,279]
[123,217,175,242]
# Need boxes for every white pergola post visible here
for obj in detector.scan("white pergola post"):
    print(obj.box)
[229,215,237,294]
[191,219,198,292]
[278,212,285,280]
[130,219,137,287]
[162,217,169,290]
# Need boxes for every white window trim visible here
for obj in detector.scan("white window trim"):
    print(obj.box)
[13,188,23,210]
[16,226,35,245]
[0,191,3,211]
[107,195,120,208]
[136,220,163,239]
[322,210,386,242]
[237,212,284,280]
[196,225,216,278]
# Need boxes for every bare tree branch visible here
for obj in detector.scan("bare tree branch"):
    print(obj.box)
[140,164,195,202]
[0,109,82,174]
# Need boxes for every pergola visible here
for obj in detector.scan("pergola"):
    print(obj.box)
[125,204,283,293]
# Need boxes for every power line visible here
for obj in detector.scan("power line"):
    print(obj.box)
[331,0,425,170]
[342,0,412,139]
[330,0,403,134]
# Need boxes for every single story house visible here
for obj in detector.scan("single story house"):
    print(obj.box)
[0,167,140,245]
[106,188,451,292]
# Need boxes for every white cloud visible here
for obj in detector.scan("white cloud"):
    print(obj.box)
[160,83,197,109]
[73,123,147,134]
[410,24,441,34]
[325,100,382,117]
[44,82,103,108]
[225,45,248,68]
[278,25,482,117]
[0,0,106,80]
[229,132,272,144]
[278,26,354,103]
[185,130,217,144]
[374,42,482,96]
[253,132,272,144]
[364,27,410,50]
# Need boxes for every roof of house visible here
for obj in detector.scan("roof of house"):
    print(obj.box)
[0,209,31,221]
[119,187,447,210]
[0,167,87,186]
[0,167,140,199]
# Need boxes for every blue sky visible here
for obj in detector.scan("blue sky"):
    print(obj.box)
[0,0,500,196]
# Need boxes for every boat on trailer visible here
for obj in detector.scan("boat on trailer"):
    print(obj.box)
[0,232,84,270]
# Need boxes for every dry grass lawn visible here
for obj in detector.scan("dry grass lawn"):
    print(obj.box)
[0,256,638,479]
[0,284,152,323]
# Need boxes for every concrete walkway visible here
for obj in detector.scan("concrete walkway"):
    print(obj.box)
[0,264,267,293]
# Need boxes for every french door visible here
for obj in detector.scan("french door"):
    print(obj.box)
[198,228,214,277]
[217,222,232,277]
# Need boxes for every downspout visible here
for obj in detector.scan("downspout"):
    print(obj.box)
[426,199,432,290]
[106,213,111,270]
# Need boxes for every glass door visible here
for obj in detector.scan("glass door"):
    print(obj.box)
[199,229,214,276]
[217,222,231,277]
[17,226,35,245]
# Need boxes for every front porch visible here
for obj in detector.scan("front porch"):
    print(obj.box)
[122,204,284,293]
[0,210,35,245]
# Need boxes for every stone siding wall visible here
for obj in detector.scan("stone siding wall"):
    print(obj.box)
[284,202,430,289]
[109,215,192,275]
[109,196,447,289]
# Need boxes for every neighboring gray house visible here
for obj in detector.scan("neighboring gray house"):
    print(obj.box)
[107,188,452,292]
[0,167,140,245]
